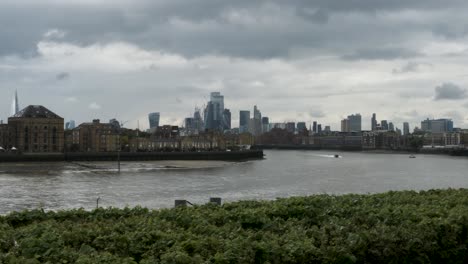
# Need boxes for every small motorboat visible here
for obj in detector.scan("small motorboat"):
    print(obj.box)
[409,155,416,158]
[334,154,340,158]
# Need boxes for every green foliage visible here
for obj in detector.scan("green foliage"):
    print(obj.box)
[1,190,468,263]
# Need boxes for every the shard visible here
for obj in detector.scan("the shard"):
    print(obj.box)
[11,89,19,116]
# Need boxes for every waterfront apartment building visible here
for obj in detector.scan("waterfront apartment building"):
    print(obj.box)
[6,105,64,153]
[70,119,119,152]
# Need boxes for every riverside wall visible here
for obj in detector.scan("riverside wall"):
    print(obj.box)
[0,150,264,162]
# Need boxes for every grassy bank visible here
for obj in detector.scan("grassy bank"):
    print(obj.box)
[1,189,468,263]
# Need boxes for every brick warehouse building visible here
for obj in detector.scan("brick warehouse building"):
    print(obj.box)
[2,105,64,153]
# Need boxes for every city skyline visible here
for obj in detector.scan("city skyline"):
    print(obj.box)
[1,1,468,130]
[2,90,462,133]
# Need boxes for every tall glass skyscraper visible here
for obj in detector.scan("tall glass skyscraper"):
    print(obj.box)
[148,112,160,129]
[239,110,250,133]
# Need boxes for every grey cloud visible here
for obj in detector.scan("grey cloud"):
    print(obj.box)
[434,83,467,100]
[1,1,468,59]
[56,72,70,81]
[392,62,432,74]
[296,8,329,24]
[342,48,423,61]
[309,110,326,118]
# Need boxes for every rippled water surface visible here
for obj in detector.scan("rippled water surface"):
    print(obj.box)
[1,150,467,214]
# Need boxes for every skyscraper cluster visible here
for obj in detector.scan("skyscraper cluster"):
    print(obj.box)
[204,92,231,131]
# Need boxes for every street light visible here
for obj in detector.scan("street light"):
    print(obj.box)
[117,120,128,173]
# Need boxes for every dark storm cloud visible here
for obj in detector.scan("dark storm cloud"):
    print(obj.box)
[1,1,468,59]
[434,83,467,101]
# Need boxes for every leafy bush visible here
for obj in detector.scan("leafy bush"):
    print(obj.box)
[1,189,468,263]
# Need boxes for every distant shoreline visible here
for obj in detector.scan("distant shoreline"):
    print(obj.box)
[252,144,468,156]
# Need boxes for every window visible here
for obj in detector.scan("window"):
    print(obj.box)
[52,127,57,144]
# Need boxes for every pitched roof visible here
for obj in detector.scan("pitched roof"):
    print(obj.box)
[12,105,62,119]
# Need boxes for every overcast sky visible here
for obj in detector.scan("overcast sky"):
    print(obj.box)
[1,0,468,130]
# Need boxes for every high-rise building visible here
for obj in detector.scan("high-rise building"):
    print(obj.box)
[210,92,224,119]
[204,92,225,131]
[371,113,377,131]
[324,126,331,132]
[313,121,317,133]
[261,117,269,133]
[65,120,76,130]
[193,108,204,131]
[11,90,19,116]
[222,109,231,130]
[403,122,410,135]
[286,122,295,133]
[421,118,453,133]
[184,117,195,134]
[341,114,361,132]
[239,110,250,133]
[381,120,389,130]
[148,112,160,130]
[297,122,306,133]
[249,105,262,135]
[348,114,361,132]
[317,124,322,133]
[341,119,349,132]
[388,122,394,131]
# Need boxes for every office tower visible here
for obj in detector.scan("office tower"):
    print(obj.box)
[347,114,362,132]
[184,117,194,134]
[297,122,306,132]
[341,119,349,132]
[210,92,224,119]
[403,122,410,135]
[421,118,453,133]
[381,120,389,130]
[148,112,160,130]
[239,110,250,133]
[261,117,270,133]
[222,109,231,130]
[65,120,76,130]
[204,92,225,131]
[286,122,295,133]
[313,121,317,133]
[371,113,377,131]
[324,126,331,132]
[193,108,204,133]
[388,122,394,131]
[249,105,262,135]
[317,124,322,133]
[11,89,19,116]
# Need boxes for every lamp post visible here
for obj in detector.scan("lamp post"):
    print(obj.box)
[117,120,128,173]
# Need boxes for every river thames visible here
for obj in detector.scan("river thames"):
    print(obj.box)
[0,150,467,214]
